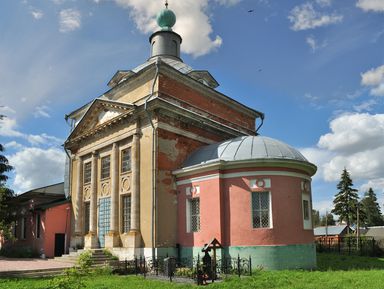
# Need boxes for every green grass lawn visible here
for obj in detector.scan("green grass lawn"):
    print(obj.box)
[3,253,384,289]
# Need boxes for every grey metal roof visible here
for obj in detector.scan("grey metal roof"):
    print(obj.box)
[183,135,310,167]
[313,225,350,236]
[133,56,193,75]
[365,227,384,239]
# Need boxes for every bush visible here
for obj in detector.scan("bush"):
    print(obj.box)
[77,251,93,271]
[0,246,39,258]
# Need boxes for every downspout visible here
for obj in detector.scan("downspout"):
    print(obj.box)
[255,113,265,135]
[145,59,160,261]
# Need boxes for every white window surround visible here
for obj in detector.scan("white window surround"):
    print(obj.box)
[302,193,312,230]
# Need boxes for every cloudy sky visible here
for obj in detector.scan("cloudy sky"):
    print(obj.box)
[0,0,383,216]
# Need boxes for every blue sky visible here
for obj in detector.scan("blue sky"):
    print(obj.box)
[0,0,384,217]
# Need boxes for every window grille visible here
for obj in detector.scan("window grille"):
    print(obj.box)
[303,199,310,220]
[121,148,131,173]
[101,156,110,179]
[84,162,91,184]
[190,198,200,232]
[122,195,131,233]
[84,202,90,233]
[252,192,270,228]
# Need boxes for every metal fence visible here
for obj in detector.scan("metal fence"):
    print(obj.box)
[315,236,381,256]
[112,255,252,284]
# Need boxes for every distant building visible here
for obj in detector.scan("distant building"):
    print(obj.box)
[314,225,352,243]
[63,4,317,269]
[2,183,71,258]
[364,226,384,248]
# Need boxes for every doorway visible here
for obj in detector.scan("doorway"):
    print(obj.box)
[54,233,65,257]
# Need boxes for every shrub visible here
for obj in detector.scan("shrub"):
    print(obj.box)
[77,251,93,272]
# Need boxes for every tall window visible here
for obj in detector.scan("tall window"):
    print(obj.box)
[13,221,18,238]
[303,200,310,220]
[121,148,131,173]
[190,198,200,232]
[84,162,91,184]
[122,195,131,233]
[101,156,110,179]
[252,192,270,228]
[84,202,90,233]
[21,217,27,239]
[36,213,41,238]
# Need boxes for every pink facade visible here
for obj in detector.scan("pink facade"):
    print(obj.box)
[5,201,71,258]
[177,167,314,248]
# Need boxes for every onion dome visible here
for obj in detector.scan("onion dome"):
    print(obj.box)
[156,2,176,31]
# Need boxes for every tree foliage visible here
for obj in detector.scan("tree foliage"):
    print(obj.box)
[331,168,359,231]
[320,212,336,226]
[360,188,384,227]
[312,209,320,227]
[0,140,15,239]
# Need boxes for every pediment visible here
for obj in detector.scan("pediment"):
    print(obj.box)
[66,99,135,143]
[188,70,219,89]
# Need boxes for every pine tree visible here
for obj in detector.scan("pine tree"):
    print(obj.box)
[0,131,15,239]
[331,168,359,232]
[360,188,384,227]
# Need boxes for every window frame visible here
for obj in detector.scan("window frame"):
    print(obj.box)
[36,213,41,239]
[100,155,111,180]
[83,162,91,184]
[121,148,132,174]
[251,191,272,229]
[84,202,90,234]
[187,197,200,233]
[21,217,27,240]
[122,195,131,233]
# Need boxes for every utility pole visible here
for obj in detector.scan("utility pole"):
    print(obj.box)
[356,203,360,250]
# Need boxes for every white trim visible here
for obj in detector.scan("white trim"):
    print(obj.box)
[176,170,311,185]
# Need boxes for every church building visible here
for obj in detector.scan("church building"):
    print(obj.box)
[64,4,317,269]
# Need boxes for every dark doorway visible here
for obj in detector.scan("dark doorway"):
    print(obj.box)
[54,233,65,257]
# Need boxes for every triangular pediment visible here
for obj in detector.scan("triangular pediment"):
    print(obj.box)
[188,70,219,89]
[66,99,135,144]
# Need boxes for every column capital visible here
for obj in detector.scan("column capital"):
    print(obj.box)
[92,151,98,157]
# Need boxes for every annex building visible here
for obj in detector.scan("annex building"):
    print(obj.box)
[64,5,317,269]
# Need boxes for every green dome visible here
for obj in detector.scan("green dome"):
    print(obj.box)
[156,8,176,31]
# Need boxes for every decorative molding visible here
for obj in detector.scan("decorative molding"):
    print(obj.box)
[100,181,110,197]
[176,171,312,186]
[121,175,131,194]
[83,185,91,201]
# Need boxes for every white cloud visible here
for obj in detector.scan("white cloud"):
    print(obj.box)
[316,0,332,7]
[4,141,24,151]
[361,65,384,96]
[31,9,44,20]
[0,106,16,115]
[318,113,384,153]
[59,9,81,33]
[0,117,24,137]
[0,116,63,146]
[288,3,343,31]
[303,113,384,188]
[214,0,242,6]
[111,0,224,57]
[306,35,327,52]
[353,99,377,112]
[8,147,65,193]
[356,0,384,12]
[34,105,51,118]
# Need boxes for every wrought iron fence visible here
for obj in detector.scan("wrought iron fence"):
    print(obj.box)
[112,255,252,284]
[315,236,382,256]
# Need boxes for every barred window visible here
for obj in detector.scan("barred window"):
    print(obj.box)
[84,202,90,233]
[122,195,131,233]
[252,192,270,228]
[101,156,110,179]
[190,198,200,232]
[121,149,131,173]
[83,162,91,184]
[303,200,310,220]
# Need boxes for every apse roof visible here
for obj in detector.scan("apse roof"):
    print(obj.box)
[183,135,311,168]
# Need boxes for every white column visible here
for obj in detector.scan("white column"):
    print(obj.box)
[89,152,98,233]
[74,156,83,234]
[110,143,119,232]
[131,132,140,232]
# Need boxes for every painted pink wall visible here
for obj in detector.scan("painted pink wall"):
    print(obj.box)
[44,203,71,258]
[177,167,314,247]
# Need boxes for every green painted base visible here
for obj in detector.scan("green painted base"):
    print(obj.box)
[179,243,316,270]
